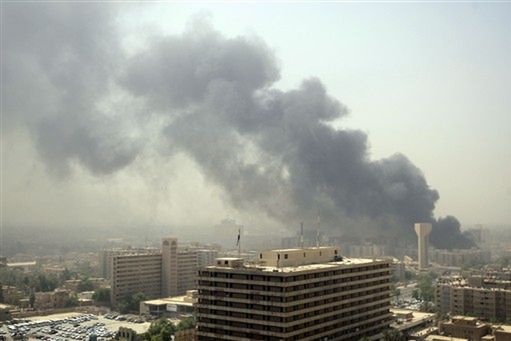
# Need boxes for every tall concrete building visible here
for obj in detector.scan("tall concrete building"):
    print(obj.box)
[196,249,219,268]
[108,237,205,307]
[110,250,163,307]
[178,249,198,295]
[100,247,159,280]
[162,237,178,297]
[415,223,433,270]
[197,247,392,340]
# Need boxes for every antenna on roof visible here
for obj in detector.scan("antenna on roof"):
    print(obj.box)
[236,226,242,256]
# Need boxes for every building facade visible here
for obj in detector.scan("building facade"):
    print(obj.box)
[110,252,163,307]
[178,250,198,295]
[440,316,490,341]
[196,247,392,340]
[435,277,511,322]
[109,238,207,307]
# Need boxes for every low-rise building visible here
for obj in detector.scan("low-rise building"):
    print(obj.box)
[435,277,511,322]
[431,249,491,268]
[493,325,511,341]
[440,316,490,341]
[426,335,468,341]
[140,290,197,317]
[2,285,23,305]
[0,303,13,321]
[391,309,435,335]
[34,289,71,310]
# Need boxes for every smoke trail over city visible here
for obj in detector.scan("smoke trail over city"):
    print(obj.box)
[2,3,473,248]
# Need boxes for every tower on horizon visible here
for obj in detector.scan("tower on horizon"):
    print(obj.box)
[414,223,432,270]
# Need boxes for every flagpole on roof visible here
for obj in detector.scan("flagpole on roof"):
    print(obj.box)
[237,226,242,256]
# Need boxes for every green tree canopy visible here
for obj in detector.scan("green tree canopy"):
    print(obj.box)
[76,277,94,292]
[92,287,111,305]
[176,317,196,331]
[143,319,176,341]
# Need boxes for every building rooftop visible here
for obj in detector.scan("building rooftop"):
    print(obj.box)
[143,291,197,307]
[207,256,386,273]
[7,261,37,267]
[426,335,468,341]
[494,324,511,333]
[390,308,435,332]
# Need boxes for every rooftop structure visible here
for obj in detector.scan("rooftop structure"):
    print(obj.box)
[140,290,197,317]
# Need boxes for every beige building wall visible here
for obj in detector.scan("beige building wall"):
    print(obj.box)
[440,316,490,341]
[162,237,178,297]
[197,252,391,340]
[435,281,511,322]
[110,252,162,307]
[258,246,340,267]
[178,249,198,295]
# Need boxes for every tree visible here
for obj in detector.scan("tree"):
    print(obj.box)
[29,290,36,308]
[92,288,111,305]
[412,289,420,300]
[130,292,147,311]
[417,272,435,302]
[119,292,147,313]
[0,283,4,303]
[60,268,73,281]
[76,277,94,292]
[394,288,401,303]
[383,328,406,341]
[65,294,79,308]
[143,319,176,341]
[176,317,196,331]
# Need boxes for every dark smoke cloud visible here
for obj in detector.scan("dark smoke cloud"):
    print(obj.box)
[3,2,141,176]
[2,4,472,248]
[123,18,472,247]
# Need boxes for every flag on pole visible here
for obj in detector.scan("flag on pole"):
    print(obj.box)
[236,228,240,246]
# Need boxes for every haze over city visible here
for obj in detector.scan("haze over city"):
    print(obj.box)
[2,3,510,243]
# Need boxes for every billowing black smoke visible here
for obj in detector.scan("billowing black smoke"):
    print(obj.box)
[2,3,473,248]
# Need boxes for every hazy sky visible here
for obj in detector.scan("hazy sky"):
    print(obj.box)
[2,2,510,233]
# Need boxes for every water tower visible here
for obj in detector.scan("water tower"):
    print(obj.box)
[414,223,432,270]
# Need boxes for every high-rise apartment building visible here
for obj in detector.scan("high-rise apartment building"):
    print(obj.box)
[196,249,219,268]
[178,249,198,295]
[108,238,207,307]
[197,247,392,340]
[110,251,163,307]
[99,247,159,279]
[162,237,178,297]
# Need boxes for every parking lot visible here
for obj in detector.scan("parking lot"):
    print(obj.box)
[1,312,151,340]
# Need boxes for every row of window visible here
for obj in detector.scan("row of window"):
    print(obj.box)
[198,294,389,322]
[199,285,389,311]
[199,272,390,293]
[197,310,390,340]
[199,279,390,306]
[199,263,389,282]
